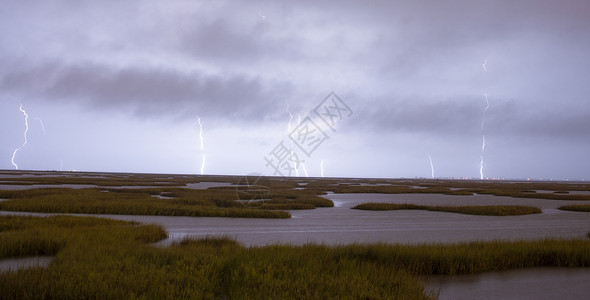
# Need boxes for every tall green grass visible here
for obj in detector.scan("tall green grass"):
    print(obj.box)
[1,215,590,299]
[352,203,542,216]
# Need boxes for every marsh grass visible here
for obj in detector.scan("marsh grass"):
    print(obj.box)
[352,203,542,216]
[249,189,334,210]
[0,172,246,187]
[0,216,428,299]
[0,186,334,218]
[558,204,590,212]
[0,188,290,219]
[321,179,590,201]
[4,171,590,202]
[1,215,590,299]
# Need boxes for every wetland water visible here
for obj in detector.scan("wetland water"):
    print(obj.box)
[2,191,590,298]
[2,193,588,245]
[0,256,54,273]
[424,267,590,300]
[129,193,589,245]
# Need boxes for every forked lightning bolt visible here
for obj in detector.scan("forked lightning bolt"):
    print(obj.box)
[320,160,325,178]
[197,116,205,175]
[11,104,29,170]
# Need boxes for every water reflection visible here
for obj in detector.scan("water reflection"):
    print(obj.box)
[0,256,54,273]
[424,267,590,300]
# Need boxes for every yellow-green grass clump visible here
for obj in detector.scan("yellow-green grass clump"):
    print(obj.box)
[558,204,590,212]
[2,215,590,299]
[0,215,429,299]
[0,188,290,219]
[352,203,542,216]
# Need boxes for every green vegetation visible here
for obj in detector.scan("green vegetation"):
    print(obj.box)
[558,204,590,212]
[313,178,590,201]
[352,203,542,216]
[0,188,291,219]
[1,215,590,299]
[0,171,336,219]
[252,189,334,210]
[0,182,335,218]
[0,215,428,299]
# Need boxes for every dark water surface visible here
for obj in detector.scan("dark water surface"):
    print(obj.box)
[424,267,590,300]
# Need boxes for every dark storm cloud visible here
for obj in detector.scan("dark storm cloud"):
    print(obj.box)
[357,97,483,135]
[354,96,590,139]
[0,59,287,120]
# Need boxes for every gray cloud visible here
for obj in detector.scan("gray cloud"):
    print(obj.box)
[348,95,590,140]
[0,59,287,121]
[1,0,589,177]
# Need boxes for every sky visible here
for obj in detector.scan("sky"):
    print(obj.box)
[1,0,589,180]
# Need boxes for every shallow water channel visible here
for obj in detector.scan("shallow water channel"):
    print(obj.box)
[108,192,588,246]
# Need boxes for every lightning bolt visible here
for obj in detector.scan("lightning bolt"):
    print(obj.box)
[480,57,491,180]
[301,162,309,177]
[36,118,46,135]
[197,116,205,175]
[481,94,489,131]
[427,153,435,179]
[480,136,486,180]
[320,160,325,177]
[296,114,308,177]
[11,104,29,170]
[285,100,293,134]
[284,101,299,176]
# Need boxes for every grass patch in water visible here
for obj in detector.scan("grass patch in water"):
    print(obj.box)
[0,188,290,219]
[558,204,590,212]
[352,203,542,216]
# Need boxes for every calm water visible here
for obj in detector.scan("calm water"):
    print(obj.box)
[2,193,589,246]
[0,256,54,273]
[141,193,589,246]
[2,192,589,298]
[424,267,590,300]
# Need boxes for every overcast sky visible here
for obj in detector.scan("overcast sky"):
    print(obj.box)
[1,0,589,180]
